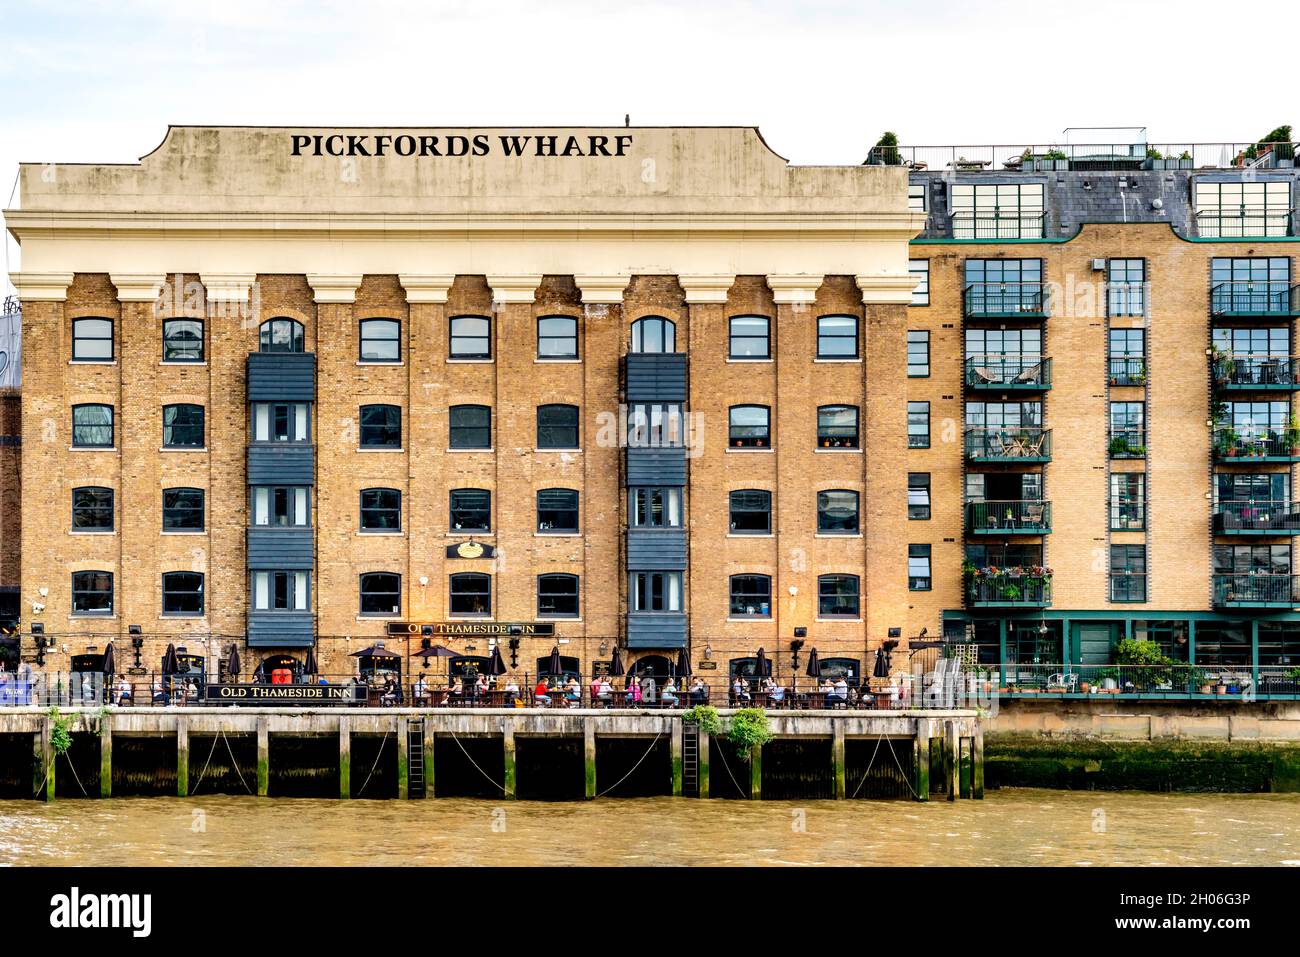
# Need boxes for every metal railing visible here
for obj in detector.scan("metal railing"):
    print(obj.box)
[966,575,1052,606]
[964,426,1051,460]
[1213,500,1300,534]
[951,211,1046,240]
[1107,357,1146,386]
[866,141,1299,172]
[1212,355,1300,388]
[963,282,1047,318]
[964,354,1051,388]
[1213,574,1300,606]
[966,500,1051,533]
[1210,281,1300,317]
[1196,211,1293,239]
[1107,428,1147,459]
[1213,429,1300,460]
[990,663,1288,697]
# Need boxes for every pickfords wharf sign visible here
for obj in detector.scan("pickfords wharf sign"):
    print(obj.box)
[290,131,635,158]
[206,684,362,704]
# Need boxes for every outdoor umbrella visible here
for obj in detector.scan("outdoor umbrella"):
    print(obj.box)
[609,646,625,677]
[413,645,457,659]
[547,645,562,676]
[161,643,178,675]
[349,643,401,658]
[755,647,770,678]
[101,642,116,677]
[227,646,241,680]
[805,646,821,679]
[488,645,508,676]
[676,647,691,678]
[304,646,318,676]
[873,646,891,679]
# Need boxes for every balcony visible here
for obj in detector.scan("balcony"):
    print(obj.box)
[964,427,1051,463]
[625,613,688,650]
[1212,355,1300,391]
[951,211,1047,240]
[966,500,1051,535]
[247,352,317,402]
[964,355,1051,391]
[963,283,1047,319]
[1196,211,1293,239]
[1107,357,1146,387]
[1210,281,1300,318]
[1213,573,1300,608]
[1214,501,1300,535]
[992,664,1299,699]
[247,611,315,648]
[1108,428,1147,460]
[1213,429,1300,463]
[966,572,1052,608]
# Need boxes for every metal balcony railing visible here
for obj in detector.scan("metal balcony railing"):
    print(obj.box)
[1212,355,1300,390]
[966,574,1052,607]
[1213,429,1300,461]
[865,140,1299,172]
[1210,281,1300,317]
[963,426,1051,461]
[1107,357,1146,386]
[964,355,1051,390]
[1214,500,1300,534]
[966,500,1051,534]
[1107,428,1147,459]
[1196,211,1293,239]
[951,211,1046,240]
[1213,573,1300,607]
[963,282,1047,318]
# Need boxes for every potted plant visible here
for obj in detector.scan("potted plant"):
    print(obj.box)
[1042,148,1068,171]
[1109,436,1130,457]
[1284,414,1300,456]
[1176,150,1194,170]
[1096,667,1121,692]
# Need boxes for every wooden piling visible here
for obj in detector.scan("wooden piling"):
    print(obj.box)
[832,721,846,800]
[749,743,762,800]
[256,716,269,797]
[959,736,972,799]
[913,718,930,802]
[396,716,409,800]
[583,719,597,799]
[176,717,189,797]
[502,719,517,799]
[945,721,959,802]
[99,712,112,798]
[698,730,710,799]
[338,716,351,799]
[422,716,435,799]
[670,721,683,796]
[35,718,54,802]
[972,725,985,800]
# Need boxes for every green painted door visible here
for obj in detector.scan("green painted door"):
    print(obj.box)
[1077,623,1112,666]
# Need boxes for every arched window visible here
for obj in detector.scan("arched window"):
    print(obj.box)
[72,487,114,531]
[450,573,491,617]
[449,404,491,449]
[537,404,579,449]
[728,315,770,359]
[630,316,676,353]
[359,318,401,362]
[72,404,114,448]
[359,572,401,617]
[450,315,492,359]
[817,404,859,449]
[818,574,860,618]
[538,573,579,618]
[359,488,401,531]
[259,318,305,353]
[163,403,205,448]
[728,405,770,448]
[71,317,114,362]
[729,574,772,617]
[537,316,578,359]
[162,571,205,616]
[359,404,401,448]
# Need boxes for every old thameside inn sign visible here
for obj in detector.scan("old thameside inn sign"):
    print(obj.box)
[385,622,557,638]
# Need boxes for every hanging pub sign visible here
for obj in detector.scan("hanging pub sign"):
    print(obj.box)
[446,540,496,559]
[205,684,362,704]
[386,621,556,638]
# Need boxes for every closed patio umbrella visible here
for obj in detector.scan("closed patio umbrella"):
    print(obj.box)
[227,646,241,681]
[304,646,318,677]
[101,642,116,677]
[805,646,820,679]
[609,646,625,677]
[676,648,691,678]
[873,646,891,679]
[547,645,562,676]
[488,645,508,676]
[161,643,178,675]
[755,647,770,678]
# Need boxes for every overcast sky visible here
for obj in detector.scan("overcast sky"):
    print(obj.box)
[3,0,1296,289]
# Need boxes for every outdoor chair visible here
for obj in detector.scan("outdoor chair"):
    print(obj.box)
[1012,363,1042,385]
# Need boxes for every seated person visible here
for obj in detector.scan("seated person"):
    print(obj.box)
[769,683,785,704]
[413,675,430,704]
[596,677,613,703]
[565,676,581,704]
[661,678,679,707]
[732,676,751,704]
[534,678,551,706]
[689,677,708,704]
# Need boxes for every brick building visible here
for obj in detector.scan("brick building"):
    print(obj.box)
[3,126,921,688]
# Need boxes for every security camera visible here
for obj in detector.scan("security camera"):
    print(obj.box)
[418,576,429,587]
[32,602,45,614]
[788,586,798,597]
[37,587,48,598]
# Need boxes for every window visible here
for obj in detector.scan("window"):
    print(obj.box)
[817,405,859,449]
[163,488,205,531]
[630,571,682,612]
[1110,473,1145,531]
[360,488,401,531]
[72,404,114,448]
[1213,326,1288,358]
[163,318,204,362]
[817,315,858,358]
[162,571,204,616]
[963,259,1044,315]
[1195,181,1291,237]
[252,402,308,442]
[537,404,579,449]
[449,404,491,449]
[359,318,400,362]
[818,490,860,534]
[450,315,491,359]
[450,573,491,616]
[537,488,579,532]
[729,489,771,534]
[449,489,491,531]
[631,316,676,353]
[1223,399,1291,436]
[729,405,770,448]
[951,183,1045,239]
[729,315,770,359]
[259,318,304,353]
[1217,471,1288,505]
[1107,259,1146,316]
[1108,328,1145,385]
[538,316,578,359]
[909,261,930,306]
[908,183,927,212]
[907,331,930,376]
[359,572,401,616]
[72,487,114,531]
[818,574,860,617]
[252,571,310,611]
[252,487,309,527]
[1215,543,1291,576]
[729,575,772,617]
[1110,545,1147,602]
[72,570,113,615]
[908,545,932,591]
[627,403,684,448]
[1211,257,1293,313]
[163,403,204,448]
[71,317,113,362]
[966,327,1042,361]
[1109,401,1145,458]
[908,473,931,520]
[538,574,579,617]
[907,402,930,448]
[359,404,401,449]
[965,400,1042,429]
[630,487,681,527]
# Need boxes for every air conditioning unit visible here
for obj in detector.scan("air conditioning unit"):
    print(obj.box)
[1091,258,1107,272]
